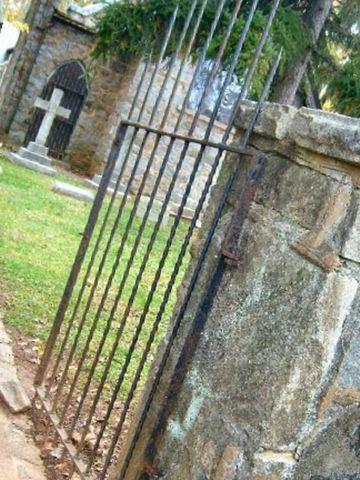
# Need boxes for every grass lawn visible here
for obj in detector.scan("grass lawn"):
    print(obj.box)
[0,154,190,398]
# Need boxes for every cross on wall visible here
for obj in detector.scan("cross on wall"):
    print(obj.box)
[34,88,72,146]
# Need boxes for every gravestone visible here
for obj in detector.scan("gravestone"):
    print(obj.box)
[10,88,71,175]
[52,181,94,203]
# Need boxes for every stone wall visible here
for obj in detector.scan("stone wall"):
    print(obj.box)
[0,5,225,207]
[92,59,230,216]
[0,0,52,133]
[119,104,360,480]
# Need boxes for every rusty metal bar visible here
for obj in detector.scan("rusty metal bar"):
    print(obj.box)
[57,0,229,428]
[55,5,197,423]
[117,120,257,155]
[34,129,119,386]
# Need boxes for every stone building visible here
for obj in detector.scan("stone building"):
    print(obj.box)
[0,0,136,173]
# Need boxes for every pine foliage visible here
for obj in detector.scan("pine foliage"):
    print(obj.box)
[94,0,307,99]
[94,0,359,117]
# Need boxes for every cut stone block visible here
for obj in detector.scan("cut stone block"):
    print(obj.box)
[0,363,31,415]
[27,141,49,156]
[0,379,31,414]
[0,323,11,345]
[10,153,56,176]
[0,318,31,414]
[53,181,95,203]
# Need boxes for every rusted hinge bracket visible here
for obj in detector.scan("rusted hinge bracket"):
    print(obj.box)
[222,153,267,267]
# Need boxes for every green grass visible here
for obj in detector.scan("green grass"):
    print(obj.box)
[0,155,190,401]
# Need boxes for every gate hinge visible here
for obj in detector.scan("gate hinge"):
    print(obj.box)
[221,153,267,267]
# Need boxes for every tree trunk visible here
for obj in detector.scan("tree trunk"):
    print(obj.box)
[271,0,332,105]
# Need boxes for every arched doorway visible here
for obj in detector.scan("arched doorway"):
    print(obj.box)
[24,61,89,160]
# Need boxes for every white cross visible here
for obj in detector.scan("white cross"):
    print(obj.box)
[34,88,71,146]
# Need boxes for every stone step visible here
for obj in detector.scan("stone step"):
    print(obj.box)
[18,147,52,166]
[27,141,49,156]
[10,153,57,176]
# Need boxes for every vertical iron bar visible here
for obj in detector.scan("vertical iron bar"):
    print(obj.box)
[137,5,179,123]
[160,0,210,128]
[57,3,196,421]
[174,0,228,132]
[69,1,200,432]
[69,0,223,446]
[204,0,280,143]
[240,0,281,100]
[188,0,246,134]
[67,134,164,435]
[149,0,198,125]
[96,146,223,478]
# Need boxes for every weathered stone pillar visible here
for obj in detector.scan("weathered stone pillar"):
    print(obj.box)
[116,104,360,479]
[0,0,56,134]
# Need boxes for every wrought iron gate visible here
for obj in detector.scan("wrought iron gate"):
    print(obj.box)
[24,61,88,159]
[34,1,281,478]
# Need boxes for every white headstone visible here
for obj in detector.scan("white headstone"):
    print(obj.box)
[34,88,71,146]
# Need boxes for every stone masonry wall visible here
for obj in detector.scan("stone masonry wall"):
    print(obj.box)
[0,0,56,134]
[119,104,360,480]
[93,59,230,216]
